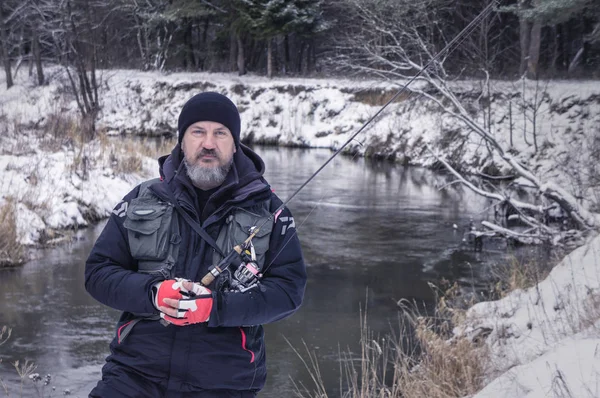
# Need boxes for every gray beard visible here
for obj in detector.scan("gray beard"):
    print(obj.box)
[184,157,233,189]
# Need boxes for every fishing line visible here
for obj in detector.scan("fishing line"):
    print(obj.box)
[262,144,368,273]
[259,1,499,274]
[200,0,500,285]
[272,0,498,217]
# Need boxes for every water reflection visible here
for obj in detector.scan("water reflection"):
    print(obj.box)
[1,146,513,397]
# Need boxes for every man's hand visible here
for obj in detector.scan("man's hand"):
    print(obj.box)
[158,280,213,326]
[153,278,190,310]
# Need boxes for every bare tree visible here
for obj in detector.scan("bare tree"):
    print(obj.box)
[31,0,101,138]
[517,0,542,78]
[0,3,15,89]
[31,25,44,85]
[332,0,599,245]
[9,0,46,86]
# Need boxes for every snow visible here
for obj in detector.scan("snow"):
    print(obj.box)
[474,335,600,398]
[1,67,600,397]
[0,126,157,246]
[15,203,45,245]
[458,233,600,398]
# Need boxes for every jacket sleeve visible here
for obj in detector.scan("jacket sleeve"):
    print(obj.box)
[84,186,163,314]
[208,198,307,327]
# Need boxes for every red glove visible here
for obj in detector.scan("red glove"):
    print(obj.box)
[153,279,189,310]
[160,290,213,326]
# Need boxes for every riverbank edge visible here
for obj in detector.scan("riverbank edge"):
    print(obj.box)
[2,69,599,257]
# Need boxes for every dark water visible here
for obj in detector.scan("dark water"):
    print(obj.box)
[0,147,518,397]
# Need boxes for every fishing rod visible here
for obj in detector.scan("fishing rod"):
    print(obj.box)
[200,0,499,288]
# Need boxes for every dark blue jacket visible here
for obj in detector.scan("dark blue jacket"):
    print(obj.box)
[85,144,306,393]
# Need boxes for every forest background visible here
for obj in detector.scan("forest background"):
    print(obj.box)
[1,0,599,91]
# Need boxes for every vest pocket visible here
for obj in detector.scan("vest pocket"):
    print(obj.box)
[212,203,274,275]
[124,197,173,261]
[230,207,274,267]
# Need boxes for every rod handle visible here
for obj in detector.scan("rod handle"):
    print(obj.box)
[199,244,244,286]
[201,272,216,286]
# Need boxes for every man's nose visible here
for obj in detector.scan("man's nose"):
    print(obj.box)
[202,132,217,149]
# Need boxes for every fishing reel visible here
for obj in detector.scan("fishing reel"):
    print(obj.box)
[201,226,264,293]
[230,240,262,292]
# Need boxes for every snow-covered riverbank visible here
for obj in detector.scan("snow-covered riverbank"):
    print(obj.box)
[2,68,598,249]
[0,138,158,246]
[459,232,600,397]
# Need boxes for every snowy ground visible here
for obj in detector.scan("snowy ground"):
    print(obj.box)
[1,67,600,397]
[0,135,158,247]
[458,232,600,398]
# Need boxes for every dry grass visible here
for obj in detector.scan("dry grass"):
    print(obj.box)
[129,135,174,159]
[292,290,487,398]
[112,152,144,175]
[99,134,174,175]
[66,133,174,179]
[0,200,25,268]
[38,112,81,152]
[0,326,11,347]
[346,88,413,106]
[393,317,486,398]
[0,326,10,396]
[0,326,52,397]
[491,256,553,298]
[579,291,600,332]
[0,111,82,154]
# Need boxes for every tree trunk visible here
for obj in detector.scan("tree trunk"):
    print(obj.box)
[267,38,273,78]
[0,7,13,89]
[201,19,209,70]
[519,24,531,76]
[134,15,148,69]
[32,27,44,86]
[236,34,246,76]
[518,0,531,76]
[550,25,559,75]
[308,41,315,73]
[184,21,195,69]
[527,19,542,79]
[509,100,513,147]
[298,42,305,74]
[13,24,25,78]
[229,31,237,72]
[284,34,290,75]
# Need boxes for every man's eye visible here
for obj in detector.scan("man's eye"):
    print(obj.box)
[216,130,227,136]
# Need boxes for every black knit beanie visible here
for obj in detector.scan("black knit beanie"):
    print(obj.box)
[177,92,241,147]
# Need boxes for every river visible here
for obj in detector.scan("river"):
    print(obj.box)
[0,146,524,397]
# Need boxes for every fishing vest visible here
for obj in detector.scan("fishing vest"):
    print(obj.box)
[117,179,274,343]
[123,178,274,281]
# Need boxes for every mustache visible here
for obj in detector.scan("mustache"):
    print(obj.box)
[195,148,219,159]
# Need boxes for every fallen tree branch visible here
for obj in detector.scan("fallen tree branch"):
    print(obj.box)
[427,146,541,214]
[539,182,600,231]
[477,172,516,181]
[481,221,545,245]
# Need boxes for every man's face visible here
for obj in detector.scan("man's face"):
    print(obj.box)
[181,121,237,189]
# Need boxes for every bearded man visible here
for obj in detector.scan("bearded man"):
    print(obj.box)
[85,92,307,397]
